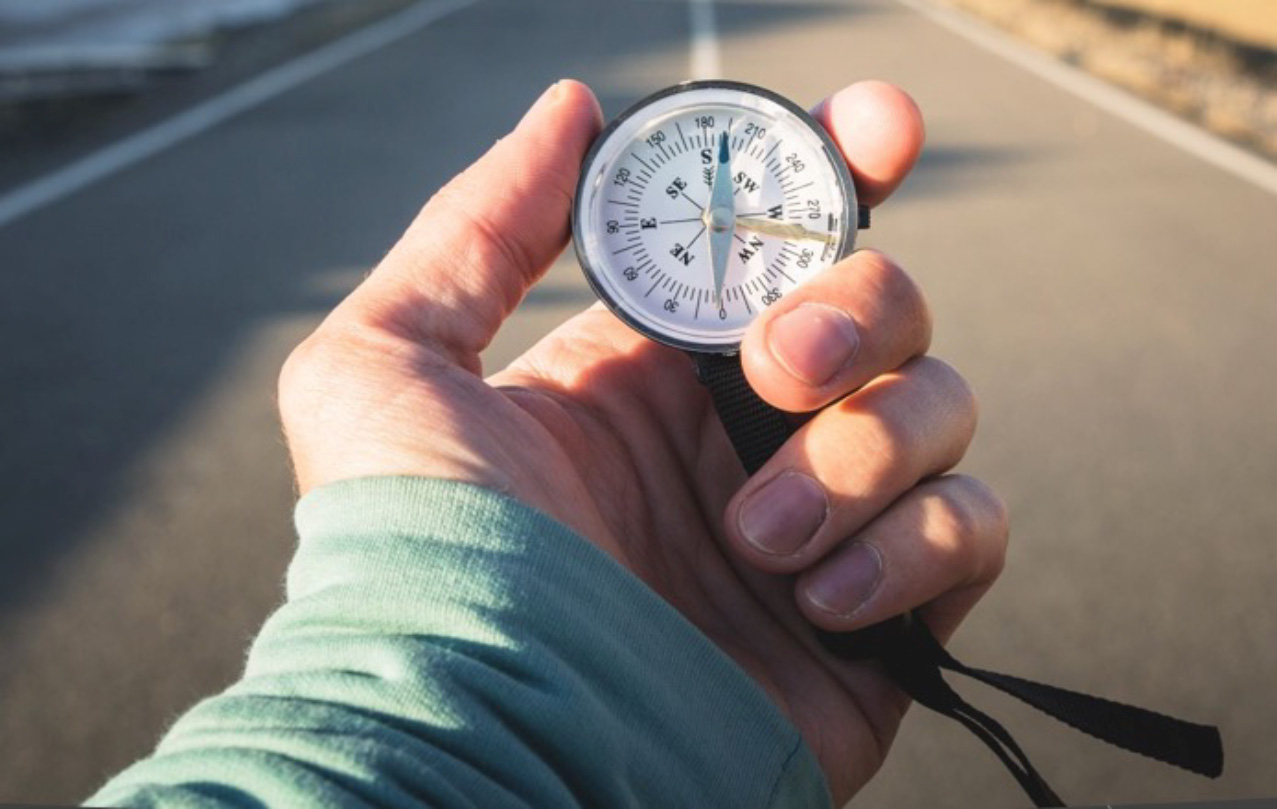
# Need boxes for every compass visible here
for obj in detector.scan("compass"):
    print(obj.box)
[572,80,863,355]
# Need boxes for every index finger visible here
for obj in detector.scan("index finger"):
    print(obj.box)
[812,80,925,208]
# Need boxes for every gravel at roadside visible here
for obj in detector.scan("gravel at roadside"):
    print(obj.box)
[937,0,1277,160]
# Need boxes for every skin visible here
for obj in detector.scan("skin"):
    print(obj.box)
[278,79,1008,805]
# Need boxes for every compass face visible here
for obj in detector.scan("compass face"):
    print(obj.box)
[572,81,857,353]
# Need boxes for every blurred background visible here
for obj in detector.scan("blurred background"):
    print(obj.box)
[1,0,1275,806]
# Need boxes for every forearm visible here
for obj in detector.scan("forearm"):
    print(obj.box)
[88,477,829,808]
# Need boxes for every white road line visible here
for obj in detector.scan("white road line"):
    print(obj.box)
[0,0,475,231]
[895,0,1277,198]
[689,0,721,80]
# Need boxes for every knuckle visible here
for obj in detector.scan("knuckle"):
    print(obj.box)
[933,475,1009,582]
[916,355,979,445]
[278,331,335,422]
[435,182,533,282]
[278,323,384,424]
[870,356,977,475]
[852,248,933,355]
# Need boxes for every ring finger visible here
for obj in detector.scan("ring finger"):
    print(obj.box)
[796,474,1009,641]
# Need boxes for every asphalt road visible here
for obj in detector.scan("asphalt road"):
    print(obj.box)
[2,0,1276,805]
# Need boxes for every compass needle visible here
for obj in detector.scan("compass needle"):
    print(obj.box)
[707,131,736,307]
[736,217,837,244]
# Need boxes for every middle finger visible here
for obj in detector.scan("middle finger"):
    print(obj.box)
[724,355,977,574]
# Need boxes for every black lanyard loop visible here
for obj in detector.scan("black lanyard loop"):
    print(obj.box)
[693,351,1224,807]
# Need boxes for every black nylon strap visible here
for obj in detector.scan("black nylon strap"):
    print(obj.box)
[692,351,791,475]
[691,350,1223,806]
[929,641,1224,778]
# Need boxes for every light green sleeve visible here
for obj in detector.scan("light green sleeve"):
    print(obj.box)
[88,476,830,808]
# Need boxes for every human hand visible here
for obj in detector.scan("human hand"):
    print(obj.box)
[278,79,1007,804]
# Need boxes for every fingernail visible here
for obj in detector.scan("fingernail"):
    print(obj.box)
[737,472,828,556]
[806,543,883,618]
[518,81,563,130]
[767,303,860,387]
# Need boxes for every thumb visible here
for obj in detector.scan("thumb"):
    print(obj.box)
[346,80,602,370]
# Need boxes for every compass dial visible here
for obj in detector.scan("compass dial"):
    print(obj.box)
[572,81,858,353]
